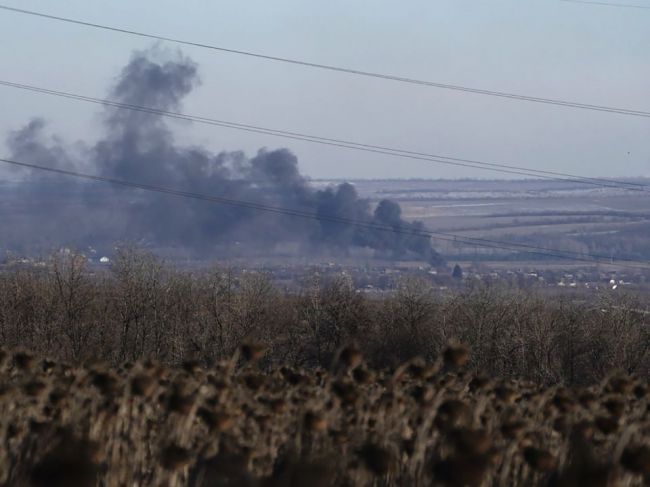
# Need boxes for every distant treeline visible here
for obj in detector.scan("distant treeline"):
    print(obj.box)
[576,225,650,261]
[0,248,648,385]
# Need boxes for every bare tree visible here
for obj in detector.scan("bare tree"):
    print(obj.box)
[50,251,96,362]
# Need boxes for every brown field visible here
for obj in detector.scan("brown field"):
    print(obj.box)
[1,345,649,486]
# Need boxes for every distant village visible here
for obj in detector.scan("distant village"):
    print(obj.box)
[202,259,650,295]
[2,245,649,296]
[258,262,650,294]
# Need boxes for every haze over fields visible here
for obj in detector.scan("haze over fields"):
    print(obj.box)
[346,179,650,263]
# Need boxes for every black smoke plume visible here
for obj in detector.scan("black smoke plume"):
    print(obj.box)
[3,48,443,266]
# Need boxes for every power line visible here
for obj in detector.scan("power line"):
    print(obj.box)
[4,81,650,265]
[1,4,649,119]
[560,0,650,9]
[1,157,648,270]
[2,79,649,194]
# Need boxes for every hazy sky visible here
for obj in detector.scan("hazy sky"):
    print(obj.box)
[0,0,648,180]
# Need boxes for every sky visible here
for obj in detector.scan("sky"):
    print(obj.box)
[0,0,648,180]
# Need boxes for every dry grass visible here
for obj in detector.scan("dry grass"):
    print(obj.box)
[0,344,649,486]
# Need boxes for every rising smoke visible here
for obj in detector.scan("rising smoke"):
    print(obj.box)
[3,48,444,266]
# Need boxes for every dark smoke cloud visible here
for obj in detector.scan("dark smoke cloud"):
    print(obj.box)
[3,48,443,265]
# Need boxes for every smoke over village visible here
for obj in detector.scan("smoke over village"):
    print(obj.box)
[4,48,443,265]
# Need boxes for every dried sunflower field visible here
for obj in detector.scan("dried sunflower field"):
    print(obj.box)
[1,343,649,487]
